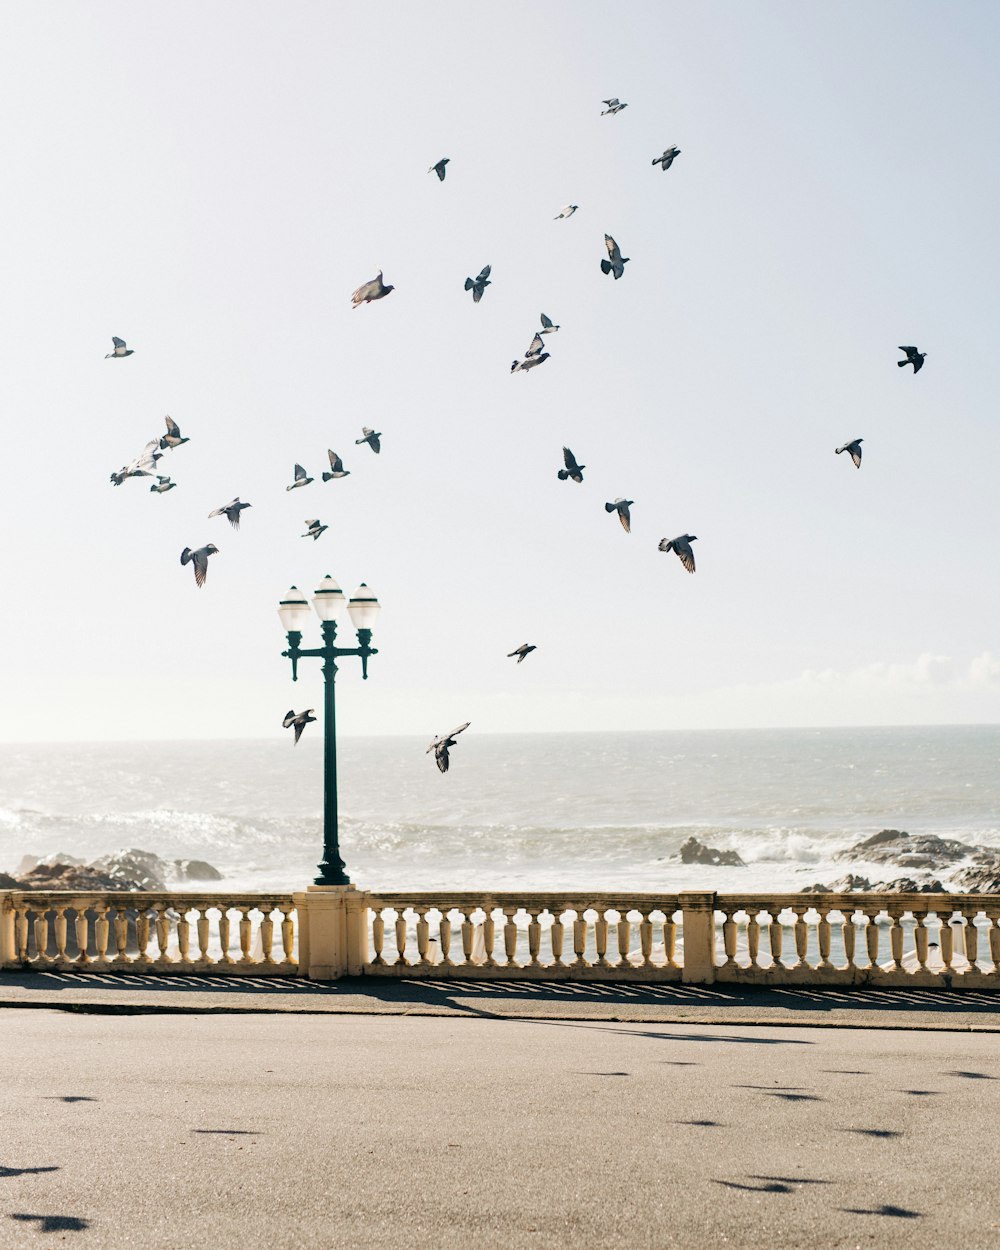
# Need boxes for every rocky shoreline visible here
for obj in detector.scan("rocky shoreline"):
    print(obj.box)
[0,847,222,893]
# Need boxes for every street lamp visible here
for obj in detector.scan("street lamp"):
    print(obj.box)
[278,576,380,886]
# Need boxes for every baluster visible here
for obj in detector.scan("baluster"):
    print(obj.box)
[818,909,832,969]
[238,907,253,964]
[639,913,653,967]
[94,904,110,965]
[594,911,609,967]
[865,911,880,968]
[503,908,519,966]
[746,911,760,968]
[842,911,857,968]
[888,909,904,971]
[394,911,408,966]
[197,909,212,965]
[155,904,172,964]
[572,912,588,967]
[74,909,90,964]
[439,912,453,966]
[33,909,50,963]
[280,907,295,965]
[461,911,475,966]
[939,911,954,969]
[768,912,783,966]
[371,909,386,965]
[913,912,929,969]
[990,913,1000,973]
[135,908,152,964]
[54,906,69,961]
[260,907,275,964]
[16,905,30,961]
[722,911,737,969]
[617,912,631,967]
[528,910,542,967]
[550,912,565,965]
[793,908,808,969]
[218,909,233,964]
[482,909,497,967]
[176,906,191,965]
[114,906,129,964]
[416,908,430,965]
[964,911,979,972]
[663,910,678,968]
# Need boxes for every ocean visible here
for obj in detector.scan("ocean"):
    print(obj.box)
[1,727,998,895]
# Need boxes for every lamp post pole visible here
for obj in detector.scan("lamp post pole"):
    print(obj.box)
[278,579,380,887]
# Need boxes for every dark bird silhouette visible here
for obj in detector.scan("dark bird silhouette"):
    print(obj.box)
[558,447,585,483]
[160,415,189,450]
[322,450,350,481]
[105,336,133,358]
[283,708,316,745]
[511,336,550,372]
[209,498,252,529]
[835,439,863,468]
[110,440,162,486]
[601,235,629,279]
[286,463,313,491]
[180,543,219,588]
[605,497,633,532]
[465,265,492,303]
[356,427,382,454]
[351,271,394,307]
[302,519,328,541]
[149,476,176,494]
[601,98,628,115]
[652,146,681,170]
[507,644,537,664]
[554,204,578,219]
[898,345,926,372]
[427,722,471,774]
[658,534,698,572]
[539,313,559,334]
[429,158,450,181]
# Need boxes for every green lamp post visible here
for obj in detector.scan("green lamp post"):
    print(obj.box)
[277,576,381,886]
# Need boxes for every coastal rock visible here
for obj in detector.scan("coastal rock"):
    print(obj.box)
[833,829,975,870]
[802,874,872,893]
[676,836,745,867]
[174,859,223,882]
[16,862,144,891]
[89,849,169,891]
[951,864,1000,893]
[0,871,20,890]
[870,877,946,894]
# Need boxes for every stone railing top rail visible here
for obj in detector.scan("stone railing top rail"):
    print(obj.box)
[363,891,684,909]
[715,891,1000,912]
[2,891,297,908]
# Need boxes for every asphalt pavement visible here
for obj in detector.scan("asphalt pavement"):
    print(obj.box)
[2,1009,999,1249]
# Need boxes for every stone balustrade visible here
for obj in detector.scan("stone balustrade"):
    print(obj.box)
[0,892,299,975]
[2,887,999,987]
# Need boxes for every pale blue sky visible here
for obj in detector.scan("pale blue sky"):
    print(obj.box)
[1,1,998,741]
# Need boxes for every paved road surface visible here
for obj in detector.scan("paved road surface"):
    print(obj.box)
[2,1011,999,1249]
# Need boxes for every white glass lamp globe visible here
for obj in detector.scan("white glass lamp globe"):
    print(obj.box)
[347,583,381,632]
[312,575,346,622]
[277,586,312,634]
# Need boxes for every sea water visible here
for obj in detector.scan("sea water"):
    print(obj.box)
[0,726,997,894]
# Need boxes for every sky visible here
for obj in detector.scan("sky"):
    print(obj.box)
[1,1,998,742]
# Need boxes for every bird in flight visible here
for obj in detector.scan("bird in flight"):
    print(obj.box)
[149,476,176,494]
[427,722,471,774]
[428,158,449,181]
[512,344,549,373]
[605,497,634,533]
[105,336,133,358]
[302,519,328,541]
[898,345,926,373]
[356,427,382,454]
[286,464,313,491]
[601,98,628,115]
[160,416,189,450]
[180,543,219,588]
[322,451,350,481]
[835,439,863,468]
[351,271,394,307]
[558,447,585,483]
[283,708,316,745]
[601,235,629,280]
[658,534,698,573]
[554,204,578,220]
[110,440,162,486]
[507,644,537,664]
[209,498,252,529]
[539,313,559,334]
[465,265,492,303]
[652,146,682,171]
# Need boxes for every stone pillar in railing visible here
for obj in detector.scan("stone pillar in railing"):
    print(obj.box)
[679,892,717,984]
[0,894,15,969]
[294,885,368,980]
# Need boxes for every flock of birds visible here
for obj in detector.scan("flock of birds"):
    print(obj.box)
[106,97,929,775]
